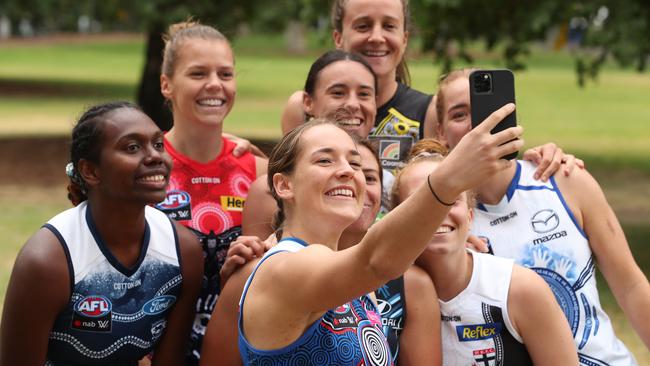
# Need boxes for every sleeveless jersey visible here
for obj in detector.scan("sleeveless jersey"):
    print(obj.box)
[155,136,257,364]
[375,277,406,363]
[44,202,182,365]
[439,251,532,366]
[238,238,393,366]
[369,82,432,215]
[472,160,637,366]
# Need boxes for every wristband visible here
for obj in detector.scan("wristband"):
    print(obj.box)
[427,175,455,206]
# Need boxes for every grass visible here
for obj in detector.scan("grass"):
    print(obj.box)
[0,34,648,361]
[1,35,650,168]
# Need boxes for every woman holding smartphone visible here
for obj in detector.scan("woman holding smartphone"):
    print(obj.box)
[436,68,650,364]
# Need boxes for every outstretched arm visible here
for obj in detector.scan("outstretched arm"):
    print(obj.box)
[509,266,578,365]
[152,224,203,365]
[557,168,650,348]
[260,103,523,314]
[0,229,70,366]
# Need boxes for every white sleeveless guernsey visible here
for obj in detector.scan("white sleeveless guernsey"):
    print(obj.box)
[440,250,532,366]
[472,160,637,366]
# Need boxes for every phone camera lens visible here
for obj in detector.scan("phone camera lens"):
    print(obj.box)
[474,72,492,94]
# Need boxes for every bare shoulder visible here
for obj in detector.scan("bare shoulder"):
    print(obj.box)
[6,227,72,312]
[509,265,548,298]
[404,265,436,296]
[254,156,268,177]
[173,222,203,274]
[17,227,71,282]
[280,91,306,135]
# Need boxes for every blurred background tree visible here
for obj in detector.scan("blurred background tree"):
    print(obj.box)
[412,0,650,86]
[1,0,647,125]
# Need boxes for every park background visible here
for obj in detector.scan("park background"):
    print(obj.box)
[0,0,648,362]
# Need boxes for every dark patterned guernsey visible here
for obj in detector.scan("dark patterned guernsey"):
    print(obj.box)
[44,203,182,365]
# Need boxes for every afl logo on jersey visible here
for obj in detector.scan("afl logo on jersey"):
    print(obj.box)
[157,190,191,210]
[74,296,112,318]
[143,295,177,315]
[531,209,559,233]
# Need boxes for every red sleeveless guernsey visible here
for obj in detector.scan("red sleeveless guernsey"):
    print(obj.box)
[158,136,256,234]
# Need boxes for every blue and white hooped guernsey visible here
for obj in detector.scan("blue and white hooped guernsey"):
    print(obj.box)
[44,201,183,365]
[238,238,393,366]
[472,160,637,366]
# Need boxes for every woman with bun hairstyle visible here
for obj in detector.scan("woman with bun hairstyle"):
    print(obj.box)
[390,138,578,365]
[436,68,650,364]
[155,20,267,364]
[0,101,203,365]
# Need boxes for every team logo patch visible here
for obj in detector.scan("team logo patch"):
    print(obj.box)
[358,320,391,366]
[142,295,177,315]
[380,141,400,161]
[220,195,245,212]
[371,136,413,171]
[150,319,168,342]
[456,323,502,342]
[72,295,112,332]
[75,295,111,317]
[376,299,391,316]
[530,209,559,233]
[156,190,192,220]
[323,303,360,331]
[473,348,497,366]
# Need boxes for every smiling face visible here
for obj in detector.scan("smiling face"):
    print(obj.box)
[345,143,382,234]
[437,75,472,149]
[397,160,472,255]
[161,38,235,129]
[303,59,377,138]
[275,123,366,229]
[86,108,172,205]
[333,0,408,80]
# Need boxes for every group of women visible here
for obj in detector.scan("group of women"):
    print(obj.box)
[1,0,648,365]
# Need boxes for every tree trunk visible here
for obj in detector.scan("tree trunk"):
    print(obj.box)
[137,24,173,131]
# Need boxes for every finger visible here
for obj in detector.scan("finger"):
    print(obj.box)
[540,147,563,182]
[228,244,255,260]
[490,125,523,147]
[561,154,576,176]
[220,255,246,283]
[466,235,489,253]
[531,143,556,180]
[232,145,245,157]
[250,240,266,257]
[250,145,268,159]
[522,147,542,165]
[494,138,525,161]
[474,103,516,134]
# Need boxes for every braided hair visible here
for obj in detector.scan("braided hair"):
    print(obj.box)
[66,101,141,205]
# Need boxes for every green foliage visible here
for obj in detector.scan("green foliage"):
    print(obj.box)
[411,0,650,84]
